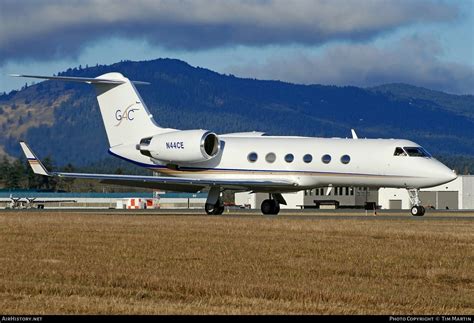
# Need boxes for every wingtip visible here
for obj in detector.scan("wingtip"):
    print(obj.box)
[19,142,50,176]
[19,141,35,159]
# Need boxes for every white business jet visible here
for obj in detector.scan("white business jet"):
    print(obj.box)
[13,73,457,216]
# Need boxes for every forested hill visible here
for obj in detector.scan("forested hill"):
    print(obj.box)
[1,58,473,168]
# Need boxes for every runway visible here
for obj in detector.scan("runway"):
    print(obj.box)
[2,207,473,221]
[1,208,473,314]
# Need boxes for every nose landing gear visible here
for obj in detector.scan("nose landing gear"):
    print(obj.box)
[410,205,425,216]
[408,188,425,216]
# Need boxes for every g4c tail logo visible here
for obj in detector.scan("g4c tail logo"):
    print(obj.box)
[114,103,140,127]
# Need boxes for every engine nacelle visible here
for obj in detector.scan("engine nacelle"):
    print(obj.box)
[138,130,220,163]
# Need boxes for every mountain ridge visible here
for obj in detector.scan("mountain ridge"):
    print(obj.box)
[1,58,473,166]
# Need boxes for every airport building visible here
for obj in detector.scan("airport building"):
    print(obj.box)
[303,186,378,209]
[378,175,474,210]
[152,192,208,209]
[235,186,378,210]
[0,191,208,209]
[235,175,473,210]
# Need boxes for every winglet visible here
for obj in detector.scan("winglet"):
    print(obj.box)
[19,141,50,176]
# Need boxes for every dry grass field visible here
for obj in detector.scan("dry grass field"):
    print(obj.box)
[0,211,473,314]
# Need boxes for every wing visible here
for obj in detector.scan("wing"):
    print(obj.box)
[20,142,296,192]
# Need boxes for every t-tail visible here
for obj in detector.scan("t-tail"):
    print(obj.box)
[11,73,174,147]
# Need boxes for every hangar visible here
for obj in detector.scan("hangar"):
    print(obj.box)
[235,175,474,210]
[379,175,474,210]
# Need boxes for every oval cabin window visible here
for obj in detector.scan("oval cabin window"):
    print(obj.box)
[341,155,351,164]
[265,152,276,163]
[322,154,331,164]
[247,152,258,163]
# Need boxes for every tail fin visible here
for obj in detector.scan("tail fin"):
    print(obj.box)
[92,73,173,147]
[11,73,174,147]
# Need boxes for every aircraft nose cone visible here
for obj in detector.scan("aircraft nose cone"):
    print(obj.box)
[438,167,457,184]
[427,162,458,186]
[447,169,457,182]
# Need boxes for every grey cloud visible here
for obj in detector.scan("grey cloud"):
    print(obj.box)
[0,0,459,64]
[228,36,474,95]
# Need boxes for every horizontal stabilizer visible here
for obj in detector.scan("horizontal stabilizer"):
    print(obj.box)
[10,74,149,85]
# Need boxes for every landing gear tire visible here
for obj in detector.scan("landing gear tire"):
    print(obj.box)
[411,205,425,216]
[205,199,224,215]
[261,199,280,215]
[408,188,425,216]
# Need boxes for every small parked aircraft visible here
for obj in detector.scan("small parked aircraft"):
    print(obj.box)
[1,194,76,209]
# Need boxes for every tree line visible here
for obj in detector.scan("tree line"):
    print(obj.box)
[0,156,71,191]
[0,156,146,192]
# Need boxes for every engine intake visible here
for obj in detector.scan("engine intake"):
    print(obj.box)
[138,130,220,163]
[202,132,219,158]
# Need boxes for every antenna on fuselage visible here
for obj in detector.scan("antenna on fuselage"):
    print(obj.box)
[351,129,359,139]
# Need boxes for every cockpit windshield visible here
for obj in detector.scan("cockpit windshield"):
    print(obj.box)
[403,147,431,157]
[394,146,432,157]
[394,147,407,156]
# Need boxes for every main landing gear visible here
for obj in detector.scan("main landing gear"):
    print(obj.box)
[205,186,224,215]
[408,188,425,216]
[261,199,280,215]
[205,199,224,215]
[260,193,286,215]
[205,189,286,216]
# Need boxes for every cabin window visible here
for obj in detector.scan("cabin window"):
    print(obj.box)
[394,147,407,156]
[284,153,294,163]
[265,152,276,163]
[303,154,313,163]
[340,155,351,164]
[404,147,432,157]
[322,154,331,164]
[247,152,258,163]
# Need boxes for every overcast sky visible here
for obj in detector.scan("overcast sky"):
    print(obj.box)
[0,0,473,94]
